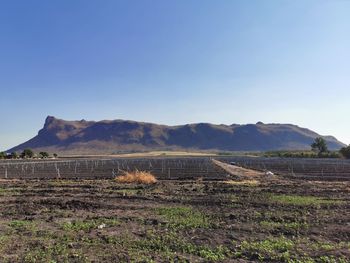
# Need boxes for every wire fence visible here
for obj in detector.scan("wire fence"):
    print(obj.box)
[218,156,350,181]
[0,157,227,180]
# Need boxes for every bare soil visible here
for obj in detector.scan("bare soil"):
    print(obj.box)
[212,160,266,179]
[0,173,349,262]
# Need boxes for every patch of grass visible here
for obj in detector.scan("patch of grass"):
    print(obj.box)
[134,231,230,261]
[0,187,19,196]
[0,235,10,254]
[8,220,36,232]
[48,180,78,186]
[233,237,295,261]
[260,221,309,234]
[155,206,211,229]
[233,237,350,262]
[268,194,343,206]
[288,256,349,263]
[110,188,144,196]
[225,180,260,186]
[309,241,350,252]
[116,171,157,184]
[317,256,349,263]
[74,230,229,262]
[23,240,88,263]
[62,217,119,232]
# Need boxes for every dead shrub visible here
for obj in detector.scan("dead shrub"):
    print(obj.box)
[116,170,157,184]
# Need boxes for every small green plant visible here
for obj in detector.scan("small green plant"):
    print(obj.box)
[309,240,350,252]
[134,231,230,261]
[9,220,28,228]
[234,237,295,261]
[8,220,35,231]
[268,194,342,206]
[23,240,88,263]
[340,145,350,159]
[0,152,6,159]
[0,187,19,196]
[155,206,211,229]
[260,221,309,234]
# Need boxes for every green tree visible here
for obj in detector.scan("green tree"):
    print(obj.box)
[340,146,350,159]
[53,153,58,158]
[0,152,6,159]
[311,137,328,156]
[39,152,49,159]
[21,149,34,159]
[10,152,18,159]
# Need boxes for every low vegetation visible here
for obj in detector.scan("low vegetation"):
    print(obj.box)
[264,151,340,159]
[267,194,343,206]
[233,237,295,261]
[62,217,120,232]
[0,154,349,262]
[311,137,329,156]
[264,137,346,159]
[155,206,211,229]
[225,179,260,186]
[0,148,57,159]
[340,145,350,159]
[0,176,348,262]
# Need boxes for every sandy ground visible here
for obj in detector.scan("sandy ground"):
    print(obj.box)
[212,159,266,179]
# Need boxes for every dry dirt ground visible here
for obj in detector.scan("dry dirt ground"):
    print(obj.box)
[212,160,266,179]
[0,173,349,262]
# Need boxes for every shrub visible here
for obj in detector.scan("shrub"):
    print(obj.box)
[39,152,49,158]
[340,146,350,159]
[10,152,18,159]
[116,170,157,184]
[0,152,6,159]
[21,149,34,159]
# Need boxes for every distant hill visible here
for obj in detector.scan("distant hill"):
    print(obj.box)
[8,116,345,154]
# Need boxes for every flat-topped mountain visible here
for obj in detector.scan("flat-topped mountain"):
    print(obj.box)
[8,116,345,154]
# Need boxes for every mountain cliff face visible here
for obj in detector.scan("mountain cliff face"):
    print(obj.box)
[8,116,345,154]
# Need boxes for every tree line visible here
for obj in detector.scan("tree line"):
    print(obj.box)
[311,137,350,159]
[263,137,350,159]
[0,149,58,160]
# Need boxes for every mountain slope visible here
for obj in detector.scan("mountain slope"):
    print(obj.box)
[8,116,345,154]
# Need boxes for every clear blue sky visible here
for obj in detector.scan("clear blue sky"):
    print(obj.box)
[1,0,349,150]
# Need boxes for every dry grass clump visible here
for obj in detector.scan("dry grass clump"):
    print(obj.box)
[116,170,157,184]
[225,180,260,186]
